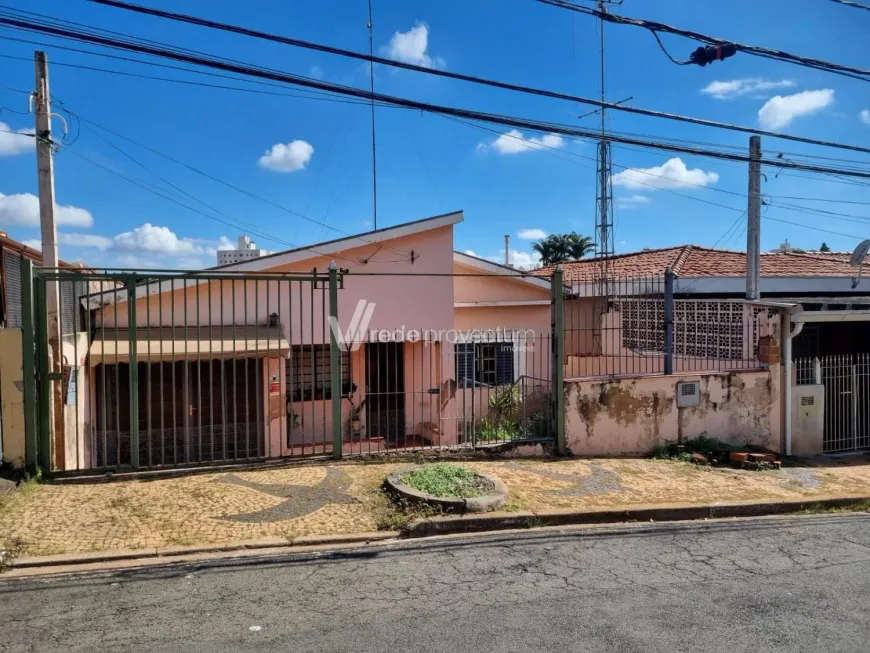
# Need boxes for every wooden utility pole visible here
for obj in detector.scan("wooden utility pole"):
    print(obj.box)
[34,50,64,469]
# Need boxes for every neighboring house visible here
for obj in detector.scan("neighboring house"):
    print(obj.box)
[74,212,554,470]
[0,232,92,468]
[533,245,870,456]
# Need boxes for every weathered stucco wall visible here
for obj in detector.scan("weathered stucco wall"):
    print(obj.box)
[0,328,25,467]
[565,368,781,456]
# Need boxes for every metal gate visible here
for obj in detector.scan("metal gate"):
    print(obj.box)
[21,262,567,474]
[22,262,343,474]
[817,355,870,453]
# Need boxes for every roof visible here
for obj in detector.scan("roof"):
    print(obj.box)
[213,210,463,272]
[530,245,869,283]
[90,211,465,307]
[0,231,78,268]
[453,251,551,289]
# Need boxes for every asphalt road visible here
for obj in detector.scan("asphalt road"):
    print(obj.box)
[2,514,870,652]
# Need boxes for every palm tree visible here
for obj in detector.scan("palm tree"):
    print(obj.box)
[565,232,595,260]
[532,232,595,266]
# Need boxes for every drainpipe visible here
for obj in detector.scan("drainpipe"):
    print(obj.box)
[782,304,804,457]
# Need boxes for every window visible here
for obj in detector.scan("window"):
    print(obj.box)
[287,345,350,401]
[455,342,514,387]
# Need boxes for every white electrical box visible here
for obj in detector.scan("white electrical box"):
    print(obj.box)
[676,380,701,408]
[797,393,819,418]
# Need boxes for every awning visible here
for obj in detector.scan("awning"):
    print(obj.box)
[88,326,290,366]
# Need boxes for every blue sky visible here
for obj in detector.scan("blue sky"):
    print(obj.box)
[0,0,868,269]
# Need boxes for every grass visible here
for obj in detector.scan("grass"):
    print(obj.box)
[402,464,490,499]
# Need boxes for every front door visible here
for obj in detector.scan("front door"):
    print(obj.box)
[365,342,405,443]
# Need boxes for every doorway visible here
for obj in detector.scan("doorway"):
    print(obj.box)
[365,342,405,443]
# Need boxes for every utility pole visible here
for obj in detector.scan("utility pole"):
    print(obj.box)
[746,135,761,300]
[33,50,64,470]
[504,234,510,266]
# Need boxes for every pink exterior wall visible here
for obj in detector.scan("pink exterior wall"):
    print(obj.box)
[565,368,782,456]
[453,264,550,303]
[96,225,455,345]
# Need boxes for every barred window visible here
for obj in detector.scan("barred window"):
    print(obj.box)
[287,346,350,401]
[455,342,514,386]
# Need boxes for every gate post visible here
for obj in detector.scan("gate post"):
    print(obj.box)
[551,266,566,455]
[33,273,51,471]
[328,262,342,460]
[126,277,139,468]
[20,259,38,472]
[664,268,675,375]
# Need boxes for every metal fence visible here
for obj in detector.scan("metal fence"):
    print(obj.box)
[794,354,870,453]
[562,270,777,378]
[22,264,560,474]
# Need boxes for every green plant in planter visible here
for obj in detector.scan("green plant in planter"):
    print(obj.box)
[488,386,521,425]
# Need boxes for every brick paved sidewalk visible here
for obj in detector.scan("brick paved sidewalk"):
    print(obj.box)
[1,456,868,557]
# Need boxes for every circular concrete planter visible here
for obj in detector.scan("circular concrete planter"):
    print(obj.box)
[385,467,508,513]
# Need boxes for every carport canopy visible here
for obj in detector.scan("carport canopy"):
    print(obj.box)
[88,325,290,366]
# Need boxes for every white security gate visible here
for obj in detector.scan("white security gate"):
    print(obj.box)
[817,355,870,453]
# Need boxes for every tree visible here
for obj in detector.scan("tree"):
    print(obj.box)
[532,232,595,266]
[820,242,831,252]
[565,233,595,260]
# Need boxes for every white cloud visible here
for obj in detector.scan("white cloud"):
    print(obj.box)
[381,22,445,69]
[309,64,324,79]
[258,140,314,173]
[861,109,870,126]
[0,122,35,156]
[464,249,478,257]
[483,249,541,270]
[610,158,719,191]
[57,233,113,250]
[615,195,652,210]
[758,89,834,129]
[22,239,41,250]
[0,192,94,227]
[489,129,564,155]
[216,236,235,251]
[701,78,795,100]
[517,228,547,240]
[113,223,203,254]
[508,249,541,270]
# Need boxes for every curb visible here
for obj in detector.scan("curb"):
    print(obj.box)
[405,495,870,537]
[10,495,869,571]
[12,532,400,570]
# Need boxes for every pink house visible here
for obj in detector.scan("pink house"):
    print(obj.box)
[80,212,554,468]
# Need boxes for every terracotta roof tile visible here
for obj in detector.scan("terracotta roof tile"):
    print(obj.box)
[530,246,866,281]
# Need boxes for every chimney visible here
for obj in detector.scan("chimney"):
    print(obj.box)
[504,234,510,267]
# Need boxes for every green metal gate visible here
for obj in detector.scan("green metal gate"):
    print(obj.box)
[22,262,344,475]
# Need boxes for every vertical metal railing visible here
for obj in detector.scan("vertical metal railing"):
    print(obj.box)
[551,266,565,455]
[20,258,38,472]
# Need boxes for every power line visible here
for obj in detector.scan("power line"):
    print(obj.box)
[763,215,867,240]
[81,0,870,157]
[0,50,399,108]
[829,0,870,11]
[4,13,870,180]
[774,195,870,206]
[56,106,415,260]
[537,0,870,82]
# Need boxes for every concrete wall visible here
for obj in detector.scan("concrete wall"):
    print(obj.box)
[0,328,24,467]
[565,368,782,456]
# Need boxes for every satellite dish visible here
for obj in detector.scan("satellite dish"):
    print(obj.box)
[849,239,870,289]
